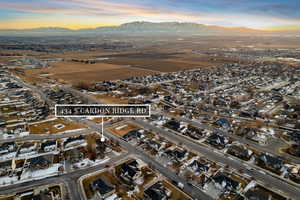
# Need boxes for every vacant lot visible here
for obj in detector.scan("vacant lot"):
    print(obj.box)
[23,61,155,84]
[87,117,110,124]
[53,67,153,83]
[28,118,87,134]
[103,54,206,72]
[97,49,243,72]
[14,35,300,84]
[91,94,128,104]
[15,44,251,84]
[37,50,112,60]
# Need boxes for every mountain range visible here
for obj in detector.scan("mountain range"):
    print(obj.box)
[0,21,298,36]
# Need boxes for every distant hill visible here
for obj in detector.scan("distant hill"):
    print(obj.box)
[116,22,257,33]
[0,27,75,36]
[0,21,297,37]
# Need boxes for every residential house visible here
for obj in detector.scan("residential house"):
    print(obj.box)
[227,144,253,160]
[257,153,283,173]
[188,160,209,173]
[212,175,240,192]
[91,178,116,199]
[144,182,171,200]
[41,140,57,152]
[119,160,142,184]
[206,134,228,149]
[29,156,50,170]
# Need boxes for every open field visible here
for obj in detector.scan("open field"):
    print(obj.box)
[103,56,200,72]
[22,61,155,84]
[91,94,129,104]
[101,51,236,72]
[53,67,153,83]
[36,50,114,59]
[17,48,253,85]
[28,118,87,134]
[146,35,300,50]
[5,35,300,85]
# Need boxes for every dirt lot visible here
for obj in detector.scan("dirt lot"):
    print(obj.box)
[91,94,128,104]
[96,49,242,72]
[28,118,87,134]
[22,60,155,84]
[88,117,110,124]
[21,61,155,84]
[103,57,195,72]
[101,52,222,72]
[36,50,113,60]
[15,49,234,84]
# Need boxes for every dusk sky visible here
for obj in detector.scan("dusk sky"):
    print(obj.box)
[0,0,300,30]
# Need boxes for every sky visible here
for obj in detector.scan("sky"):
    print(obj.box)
[0,0,299,30]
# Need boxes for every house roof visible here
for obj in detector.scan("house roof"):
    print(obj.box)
[29,156,50,169]
[64,135,84,146]
[259,153,283,167]
[144,182,168,200]
[189,160,209,172]
[91,178,115,196]
[147,140,161,149]
[215,118,231,127]
[41,140,56,150]
[0,142,15,151]
[123,129,142,139]
[166,121,180,130]
[120,160,140,179]
[228,145,249,157]
[173,149,187,160]
[288,131,300,142]
[213,175,239,191]
[207,134,226,145]
[245,189,270,200]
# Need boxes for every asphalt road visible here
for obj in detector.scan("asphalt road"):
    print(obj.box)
[164,112,300,164]
[0,152,130,199]
[82,119,212,200]
[134,119,300,199]
[58,83,300,200]
[9,74,299,199]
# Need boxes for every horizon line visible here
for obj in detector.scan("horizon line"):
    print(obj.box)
[0,21,299,32]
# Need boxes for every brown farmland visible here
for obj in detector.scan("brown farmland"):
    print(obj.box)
[23,61,155,84]
[102,52,223,72]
